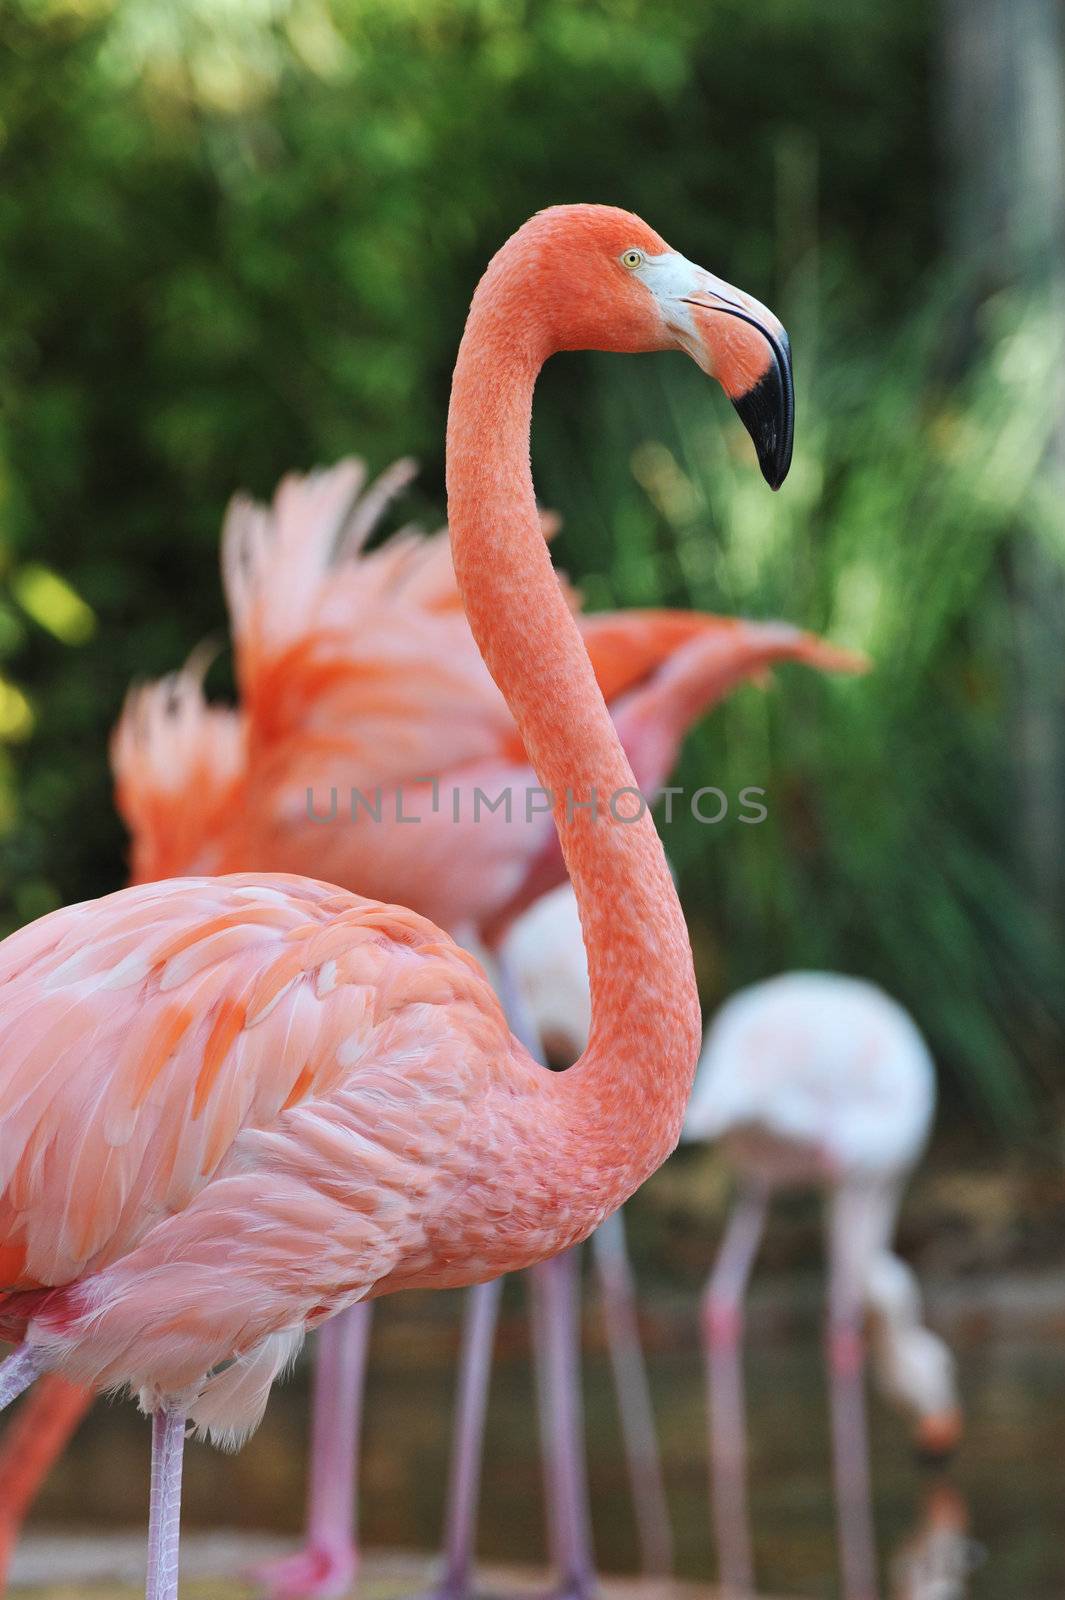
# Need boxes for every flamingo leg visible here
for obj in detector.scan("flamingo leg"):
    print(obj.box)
[529,1248,596,1600]
[424,1277,505,1600]
[825,1188,879,1600]
[412,1229,592,1600]
[589,1210,673,1577]
[145,1406,186,1600]
[528,1260,562,1576]
[253,1303,372,1600]
[0,1376,92,1591]
[500,946,598,1600]
[702,1181,769,1600]
[405,939,534,1600]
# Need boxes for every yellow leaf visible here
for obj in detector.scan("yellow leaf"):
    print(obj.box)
[12,564,96,646]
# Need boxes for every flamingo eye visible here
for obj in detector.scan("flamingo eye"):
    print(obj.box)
[620,249,645,270]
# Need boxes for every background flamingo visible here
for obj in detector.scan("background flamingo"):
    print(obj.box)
[488,897,971,1600]
[111,455,861,936]
[0,475,859,1598]
[684,972,962,1600]
[500,882,674,1581]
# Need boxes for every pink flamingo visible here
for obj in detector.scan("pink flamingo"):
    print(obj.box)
[0,203,798,1600]
[106,459,859,936]
[684,972,963,1600]
[0,478,861,1600]
[0,544,861,1594]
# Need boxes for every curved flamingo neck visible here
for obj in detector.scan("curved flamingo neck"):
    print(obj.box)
[446,245,701,1198]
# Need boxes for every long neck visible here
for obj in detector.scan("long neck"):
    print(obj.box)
[446,278,701,1198]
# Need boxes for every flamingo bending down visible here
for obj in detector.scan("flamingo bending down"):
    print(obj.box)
[684,972,962,1600]
[0,492,863,1590]
[0,203,796,1600]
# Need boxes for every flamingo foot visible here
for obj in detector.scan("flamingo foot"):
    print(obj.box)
[399,1574,597,1600]
[251,1542,358,1600]
[532,1579,599,1600]
[397,1580,481,1600]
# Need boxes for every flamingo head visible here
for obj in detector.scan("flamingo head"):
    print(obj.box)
[505,205,794,489]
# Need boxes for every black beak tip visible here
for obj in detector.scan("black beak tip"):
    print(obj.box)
[915,1439,959,1470]
[731,329,794,491]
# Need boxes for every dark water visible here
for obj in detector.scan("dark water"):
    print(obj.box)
[26,1278,1064,1599]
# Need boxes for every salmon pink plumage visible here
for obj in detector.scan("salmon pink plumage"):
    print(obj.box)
[0,203,803,1600]
[3,473,865,1600]
[0,872,612,1439]
[112,459,862,930]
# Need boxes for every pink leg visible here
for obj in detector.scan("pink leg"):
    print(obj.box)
[409,1248,586,1600]
[405,939,533,1600]
[499,945,595,1600]
[589,1210,673,1576]
[146,1406,186,1600]
[528,1260,561,1576]
[529,1249,596,1600]
[409,1276,504,1600]
[254,1304,372,1600]
[502,945,598,1600]
[826,1193,879,1600]
[701,1182,769,1600]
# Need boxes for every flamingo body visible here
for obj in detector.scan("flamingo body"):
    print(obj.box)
[686,972,937,1181]
[112,462,862,931]
[0,872,641,1444]
[687,971,960,1445]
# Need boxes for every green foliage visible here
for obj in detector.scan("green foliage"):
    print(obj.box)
[0,0,1058,1127]
[535,291,1063,1128]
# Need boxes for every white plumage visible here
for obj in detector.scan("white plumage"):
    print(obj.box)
[687,970,959,1446]
[500,882,591,1065]
[685,971,936,1177]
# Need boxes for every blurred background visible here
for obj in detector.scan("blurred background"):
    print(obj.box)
[1,0,1064,1595]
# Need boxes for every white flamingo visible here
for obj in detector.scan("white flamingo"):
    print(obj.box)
[686,971,962,1600]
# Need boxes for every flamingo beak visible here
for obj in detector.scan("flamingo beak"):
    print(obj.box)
[915,1407,964,1464]
[727,325,794,491]
[680,283,794,491]
[656,260,795,489]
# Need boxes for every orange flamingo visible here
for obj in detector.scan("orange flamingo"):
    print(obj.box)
[0,488,861,1595]
[106,459,859,935]
[0,203,800,1600]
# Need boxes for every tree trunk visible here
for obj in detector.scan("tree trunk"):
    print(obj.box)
[940,0,1065,916]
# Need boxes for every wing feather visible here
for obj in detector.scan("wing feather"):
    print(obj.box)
[0,873,508,1304]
